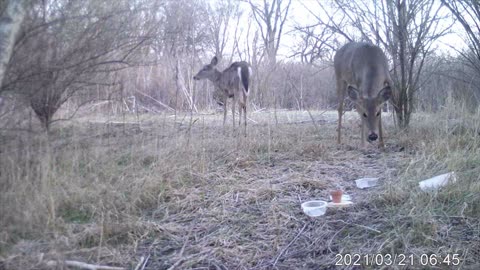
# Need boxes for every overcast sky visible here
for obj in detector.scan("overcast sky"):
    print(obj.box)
[230,0,467,62]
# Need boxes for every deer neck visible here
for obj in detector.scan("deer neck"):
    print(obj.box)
[363,68,386,97]
[210,69,223,86]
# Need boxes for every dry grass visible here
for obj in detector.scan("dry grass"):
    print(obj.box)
[0,106,479,269]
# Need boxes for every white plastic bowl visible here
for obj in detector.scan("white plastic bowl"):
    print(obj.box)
[301,200,328,217]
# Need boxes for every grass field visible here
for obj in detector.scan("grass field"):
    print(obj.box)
[1,105,480,269]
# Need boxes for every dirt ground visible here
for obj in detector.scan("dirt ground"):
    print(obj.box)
[126,110,412,269]
[3,109,477,270]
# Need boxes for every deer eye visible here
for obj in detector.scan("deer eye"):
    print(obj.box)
[376,111,381,117]
[363,113,367,118]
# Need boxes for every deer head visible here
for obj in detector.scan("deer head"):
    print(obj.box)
[193,56,218,81]
[347,84,392,142]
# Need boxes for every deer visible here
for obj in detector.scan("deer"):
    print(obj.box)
[334,42,393,148]
[193,56,252,135]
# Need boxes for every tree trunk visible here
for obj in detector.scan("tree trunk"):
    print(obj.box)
[0,0,26,87]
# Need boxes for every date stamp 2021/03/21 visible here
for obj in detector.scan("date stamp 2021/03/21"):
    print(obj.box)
[335,253,461,267]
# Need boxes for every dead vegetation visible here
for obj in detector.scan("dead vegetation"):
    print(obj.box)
[0,107,479,269]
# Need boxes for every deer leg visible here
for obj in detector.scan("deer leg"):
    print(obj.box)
[239,92,247,137]
[337,104,343,144]
[238,99,242,127]
[232,94,236,131]
[337,80,346,144]
[244,97,247,137]
[223,98,227,133]
[379,114,385,148]
[361,121,366,148]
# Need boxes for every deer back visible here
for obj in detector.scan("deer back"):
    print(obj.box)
[334,42,392,97]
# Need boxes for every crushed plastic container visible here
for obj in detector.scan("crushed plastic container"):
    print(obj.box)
[419,172,456,191]
[355,177,379,189]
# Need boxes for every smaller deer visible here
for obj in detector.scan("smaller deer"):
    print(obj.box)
[334,42,393,148]
[194,56,252,135]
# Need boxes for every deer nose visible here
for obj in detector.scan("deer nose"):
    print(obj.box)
[368,133,378,141]
[193,76,199,80]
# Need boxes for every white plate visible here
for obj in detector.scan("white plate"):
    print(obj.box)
[327,201,354,208]
[329,194,352,201]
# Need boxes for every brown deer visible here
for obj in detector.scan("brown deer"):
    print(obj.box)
[334,42,393,148]
[194,56,252,135]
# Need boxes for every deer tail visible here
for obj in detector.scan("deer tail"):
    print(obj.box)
[237,65,251,96]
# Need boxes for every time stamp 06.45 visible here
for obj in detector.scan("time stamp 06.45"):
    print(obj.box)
[335,253,461,267]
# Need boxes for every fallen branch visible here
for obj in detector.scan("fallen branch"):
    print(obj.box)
[46,260,125,270]
[135,89,175,112]
[273,223,308,266]
[252,107,266,113]
[134,255,150,270]
[247,116,258,124]
[332,219,381,234]
[167,250,211,270]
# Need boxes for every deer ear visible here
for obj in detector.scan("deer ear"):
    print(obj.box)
[377,86,392,103]
[211,56,218,66]
[347,85,360,101]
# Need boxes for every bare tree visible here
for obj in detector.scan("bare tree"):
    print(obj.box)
[304,0,449,128]
[441,0,480,75]
[248,0,291,66]
[416,54,480,111]
[292,24,336,65]
[383,0,449,127]
[207,0,240,60]
[0,1,26,87]
[2,0,156,131]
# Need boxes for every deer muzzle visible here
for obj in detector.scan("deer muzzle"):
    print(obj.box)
[368,133,378,142]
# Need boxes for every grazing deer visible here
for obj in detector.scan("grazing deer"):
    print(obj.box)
[193,56,252,135]
[334,42,393,148]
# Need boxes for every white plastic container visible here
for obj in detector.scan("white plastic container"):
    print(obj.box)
[419,172,456,191]
[355,177,379,189]
[301,200,328,217]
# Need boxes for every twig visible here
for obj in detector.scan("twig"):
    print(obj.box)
[167,218,196,270]
[230,110,258,124]
[166,250,211,270]
[284,119,333,125]
[253,107,266,113]
[306,107,336,131]
[46,260,125,270]
[273,223,308,266]
[332,219,382,233]
[327,225,345,253]
[134,254,150,270]
[306,109,320,132]
[247,116,258,124]
[135,89,175,111]
[179,224,193,257]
